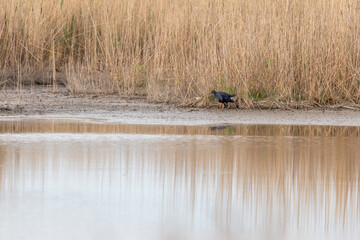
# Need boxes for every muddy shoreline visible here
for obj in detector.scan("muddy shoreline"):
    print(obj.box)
[1,87,360,126]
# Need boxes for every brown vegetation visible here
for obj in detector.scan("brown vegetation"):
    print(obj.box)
[1,0,360,107]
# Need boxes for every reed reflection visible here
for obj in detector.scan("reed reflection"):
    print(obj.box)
[0,121,359,236]
[1,119,360,136]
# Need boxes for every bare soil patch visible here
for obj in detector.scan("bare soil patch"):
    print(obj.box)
[1,87,360,126]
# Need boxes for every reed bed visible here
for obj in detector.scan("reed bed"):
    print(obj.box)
[1,0,360,107]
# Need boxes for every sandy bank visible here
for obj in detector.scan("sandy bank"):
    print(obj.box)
[1,87,360,126]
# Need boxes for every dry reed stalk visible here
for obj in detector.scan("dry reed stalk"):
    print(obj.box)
[0,0,360,106]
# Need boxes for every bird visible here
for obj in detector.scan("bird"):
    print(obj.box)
[211,90,235,109]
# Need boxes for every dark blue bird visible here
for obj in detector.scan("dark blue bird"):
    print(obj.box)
[211,90,235,109]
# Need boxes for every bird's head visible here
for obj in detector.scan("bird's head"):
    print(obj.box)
[211,90,216,95]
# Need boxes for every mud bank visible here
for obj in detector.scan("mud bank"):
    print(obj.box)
[1,87,360,126]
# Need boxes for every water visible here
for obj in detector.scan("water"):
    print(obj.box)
[0,119,359,240]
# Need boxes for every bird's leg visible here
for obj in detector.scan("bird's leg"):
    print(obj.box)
[213,102,221,108]
[221,103,225,109]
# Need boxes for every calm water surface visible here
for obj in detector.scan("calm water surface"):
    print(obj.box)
[0,120,359,240]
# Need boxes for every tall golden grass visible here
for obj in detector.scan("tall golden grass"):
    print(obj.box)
[1,0,360,106]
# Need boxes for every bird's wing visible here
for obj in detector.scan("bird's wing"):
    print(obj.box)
[216,92,223,101]
[223,95,234,102]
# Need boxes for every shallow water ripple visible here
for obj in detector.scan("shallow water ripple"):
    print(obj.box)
[0,120,359,240]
